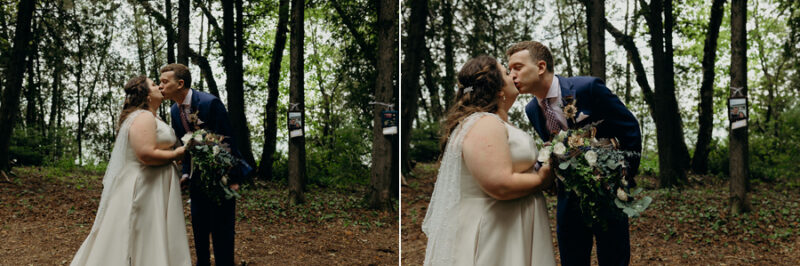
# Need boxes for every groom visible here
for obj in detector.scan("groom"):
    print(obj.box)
[507,41,642,266]
[159,63,243,266]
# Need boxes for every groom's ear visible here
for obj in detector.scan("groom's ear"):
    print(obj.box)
[178,79,185,89]
[537,60,547,76]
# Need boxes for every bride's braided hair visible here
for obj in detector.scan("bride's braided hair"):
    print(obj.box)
[116,75,151,133]
[440,55,505,153]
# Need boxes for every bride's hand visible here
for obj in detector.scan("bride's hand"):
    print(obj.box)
[172,146,186,160]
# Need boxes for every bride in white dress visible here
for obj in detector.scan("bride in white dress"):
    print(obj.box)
[71,76,191,266]
[423,56,557,266]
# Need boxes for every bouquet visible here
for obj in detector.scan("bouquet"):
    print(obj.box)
[182,129,241,205]
[538,121,651,228]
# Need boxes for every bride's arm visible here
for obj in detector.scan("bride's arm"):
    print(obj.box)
[462,116,555,200]
[129,112,185,165]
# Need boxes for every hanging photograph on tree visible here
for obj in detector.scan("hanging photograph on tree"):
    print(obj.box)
[288,111,303,138]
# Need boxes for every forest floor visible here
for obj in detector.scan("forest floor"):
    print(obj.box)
[402,163,800,265]
[0,166,398,265]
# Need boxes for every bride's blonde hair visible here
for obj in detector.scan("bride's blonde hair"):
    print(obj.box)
[439,55,505,153]
[116,76,151,133]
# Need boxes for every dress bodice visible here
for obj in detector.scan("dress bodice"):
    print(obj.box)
[155,118,177,149]
[460,115,539,198]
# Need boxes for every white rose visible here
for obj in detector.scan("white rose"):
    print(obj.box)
[221,175,228,185]
[553,142,567,156]
[558,130,567,139]
[537,148,551,163]
[621,179,629,187]
[616,188,628,201]
[584,150,598,166]
[181,133,193,146]
[213,145,220,156]
[193,133,203,143]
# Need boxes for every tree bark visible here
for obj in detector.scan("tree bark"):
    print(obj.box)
[442,0,455,111]
[691,0,726,174]
[401,0,428,175]
[556,0,575,77]
[221,0,257,168]
[423,47,442,121]
[368,0,398,209]
[165,0,175,63]
[0,0,35,171]
[134,7,147,75]
[729,0,750,214]
[642,0,689,188]
[177,0,189,65]
[259,0,289,181]
[288,0,306,205]
[586,0,606,80]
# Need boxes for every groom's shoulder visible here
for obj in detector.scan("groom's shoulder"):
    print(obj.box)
[563,75,603,86]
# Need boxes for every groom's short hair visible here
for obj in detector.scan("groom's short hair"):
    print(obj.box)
[160,63,192,89]
[506,41,554,73]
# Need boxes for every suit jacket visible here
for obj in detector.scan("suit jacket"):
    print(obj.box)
[170,89,247,185]
[525,75,642,183]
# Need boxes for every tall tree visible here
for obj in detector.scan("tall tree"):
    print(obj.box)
[441,0,456,111]
[586,0,606,80]
[691,0,726,174]
[729,0,750,214]
[165,0,175,63]
[368,0,398,209]
[259,0,289,180]
[177,0,189,65]
[288,0,306,205]
[400,0,428,174]
[605,0,690,188]
[0,0,36,171]
[221,0,256,168]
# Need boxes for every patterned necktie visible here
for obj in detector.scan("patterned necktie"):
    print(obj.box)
[542,98,564,136]
[179,104,192,133]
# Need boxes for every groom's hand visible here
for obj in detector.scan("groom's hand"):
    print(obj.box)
[180,175,189,190]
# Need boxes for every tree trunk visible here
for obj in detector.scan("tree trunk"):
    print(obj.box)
[400,0,428,175]
[692,0,725,174]
[0,0,35,171]
[288,0,306,205]
[729,0,750,214]
[442,0,455,111]
[586,0,606,80]
[177,0,189,65]
[556,0,575,77]
[165,0,175,63]
[133,7,147,74]
[423,47,442,121]
[643,0,689,188]
[24,45,37,127]
[259,0,289,181]
[368,0,397,209]
[220,0,256,169]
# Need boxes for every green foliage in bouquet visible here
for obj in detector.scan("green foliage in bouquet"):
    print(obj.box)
[539,121,651,228]
[182,129,241,205]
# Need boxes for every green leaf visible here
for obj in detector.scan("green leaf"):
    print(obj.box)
[559,161,570,170]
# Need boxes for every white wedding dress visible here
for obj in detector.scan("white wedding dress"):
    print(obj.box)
[423,112,555,266]
[72,110,191,266]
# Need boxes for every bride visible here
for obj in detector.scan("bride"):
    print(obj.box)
[71,76,191,265]
[423,55,556,266]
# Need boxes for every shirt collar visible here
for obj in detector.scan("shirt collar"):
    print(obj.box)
[537,75,561,106]
[182,89,193,106]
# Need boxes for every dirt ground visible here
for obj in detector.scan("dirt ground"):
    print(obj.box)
[402,163,800,265]
[0,167,398,265]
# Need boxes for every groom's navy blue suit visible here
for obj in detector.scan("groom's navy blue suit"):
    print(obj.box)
[526,76,642,266]
[171,89,242,266]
